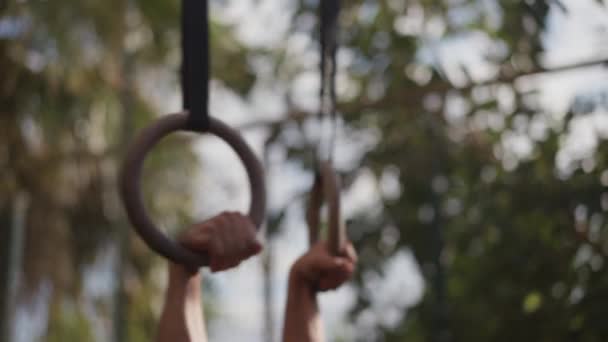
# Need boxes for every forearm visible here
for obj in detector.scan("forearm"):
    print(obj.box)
[157,263,207,342]
[282,271,323,342]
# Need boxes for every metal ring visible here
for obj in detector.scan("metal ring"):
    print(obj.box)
[119,112,266,267]
[305,161,346,255]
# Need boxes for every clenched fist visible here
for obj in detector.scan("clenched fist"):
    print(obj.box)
[178,212,263,272]
[290,241,357,291]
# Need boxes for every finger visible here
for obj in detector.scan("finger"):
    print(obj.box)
[209,227,226,272]
[213,255,233,272]
[242,218,262,256]
[209,224,225,266]
[318,278,333,291]
[232,212,258,262]
[335,263,355,282]
[336,242,356,262]
[226,259,241,270]
[216,245,234,271]
[210,257,221,273]
[222,213,244,260]
[316,261,354,290]
[319,268,351,291]
[234,213,255,237]
[344,243,358,264]
[215,213,233,260]
[318,276,342,291]
[236,213,256,249]
[223,214,248,270]
[212,257,241,272]
[248,239,263,256]
[182,230,213,254]
[237,214,262,258]
[317,257,346,273]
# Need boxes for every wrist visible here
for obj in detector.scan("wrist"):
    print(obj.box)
[169,262,198,277]
[289,264,317,293]
[167,263,201,294]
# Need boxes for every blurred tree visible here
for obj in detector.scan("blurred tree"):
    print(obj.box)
[266,0,608,341]
[0,0,255,340]
[323,1,608,341]
[4,0,608,341]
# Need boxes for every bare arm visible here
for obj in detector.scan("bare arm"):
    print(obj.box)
[156,212,262,342]
[156,263,206,342]
[283,270,324,342]
[282,242,357,342]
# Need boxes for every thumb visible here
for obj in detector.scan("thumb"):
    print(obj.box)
[315,256,346,272]
[247,239,263,255]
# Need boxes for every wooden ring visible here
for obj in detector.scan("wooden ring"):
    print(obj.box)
[119,112,266,267]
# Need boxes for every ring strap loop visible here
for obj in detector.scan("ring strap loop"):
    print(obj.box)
[182,0,210,131]
[317,0,340,162]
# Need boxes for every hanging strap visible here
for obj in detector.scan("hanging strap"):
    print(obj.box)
[305,0,346,257]
[306,161,345,256]
[182,0,210,131]
[317,0,340,162]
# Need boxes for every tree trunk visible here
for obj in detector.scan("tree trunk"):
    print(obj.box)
[1,192,30,342]
[262,240,275,342]
[113,4,136,339]
[0,204,11,342]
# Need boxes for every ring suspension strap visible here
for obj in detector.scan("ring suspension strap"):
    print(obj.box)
[317,0,340,163]
[306,0,346,256]
[182,0,210,131]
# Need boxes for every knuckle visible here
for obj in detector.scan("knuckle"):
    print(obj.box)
[216,215,228,225]
[212,242,224,257]
[204,223,217,233]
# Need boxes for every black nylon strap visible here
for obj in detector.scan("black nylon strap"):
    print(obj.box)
[318,0,340,162]
[182,0,210,131]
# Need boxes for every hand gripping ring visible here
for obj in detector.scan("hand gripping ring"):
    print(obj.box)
[305,161,347,255]
[119,112,266,268]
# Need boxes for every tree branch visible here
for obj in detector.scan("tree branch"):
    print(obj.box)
[236,58,608,131]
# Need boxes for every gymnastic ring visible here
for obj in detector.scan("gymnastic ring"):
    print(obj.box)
[305,161,346,255]
[120,112,266,268]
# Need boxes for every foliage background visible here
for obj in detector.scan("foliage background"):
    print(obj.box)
[2,0,608,341]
